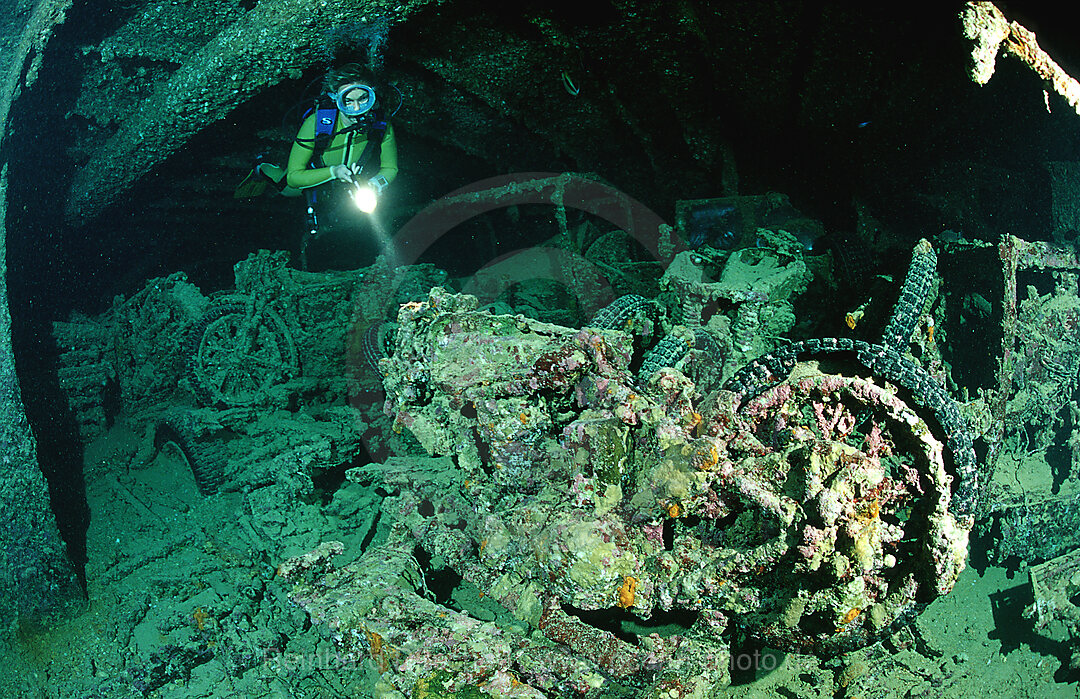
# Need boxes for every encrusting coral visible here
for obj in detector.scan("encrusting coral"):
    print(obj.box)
[279,240,975,696]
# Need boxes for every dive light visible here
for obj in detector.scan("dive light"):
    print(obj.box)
[352,183,378,213]
[351,175,389,214]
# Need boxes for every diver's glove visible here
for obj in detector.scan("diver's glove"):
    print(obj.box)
[330,164,357,183]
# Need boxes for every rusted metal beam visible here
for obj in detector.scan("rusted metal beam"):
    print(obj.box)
[962,2,1080,116]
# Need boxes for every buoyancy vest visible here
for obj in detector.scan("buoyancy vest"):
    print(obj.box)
[302,98,388,177]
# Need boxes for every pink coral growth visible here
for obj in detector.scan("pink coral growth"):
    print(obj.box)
[642,521,665,544]
[864,422,889,457]
[742,383,793,419]
[797,525,828,560]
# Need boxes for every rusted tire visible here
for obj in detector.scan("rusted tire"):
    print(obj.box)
[155,410,227,496]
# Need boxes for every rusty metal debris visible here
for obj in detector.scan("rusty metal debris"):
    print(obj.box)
[962,2,1080,117]
[979,236,1080,563]
[1028,547,1080,670]
[58,195,1080,694]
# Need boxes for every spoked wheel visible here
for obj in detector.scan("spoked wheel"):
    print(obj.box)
[188,297,299,407]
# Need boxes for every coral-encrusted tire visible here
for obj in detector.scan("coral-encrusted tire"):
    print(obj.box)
[717,365,969,656]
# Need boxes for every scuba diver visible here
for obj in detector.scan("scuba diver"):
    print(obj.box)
[235,64,399,264]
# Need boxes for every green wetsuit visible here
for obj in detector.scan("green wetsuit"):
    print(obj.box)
[278,112,398,196]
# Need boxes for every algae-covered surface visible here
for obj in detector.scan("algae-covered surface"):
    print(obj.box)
[3,236,1078,697]
[5,423,1077,698]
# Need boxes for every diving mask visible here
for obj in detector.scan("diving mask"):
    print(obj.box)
[329,83,376,116]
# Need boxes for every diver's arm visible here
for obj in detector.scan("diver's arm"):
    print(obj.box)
[375,122,399,185]
[285,115,336,190]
